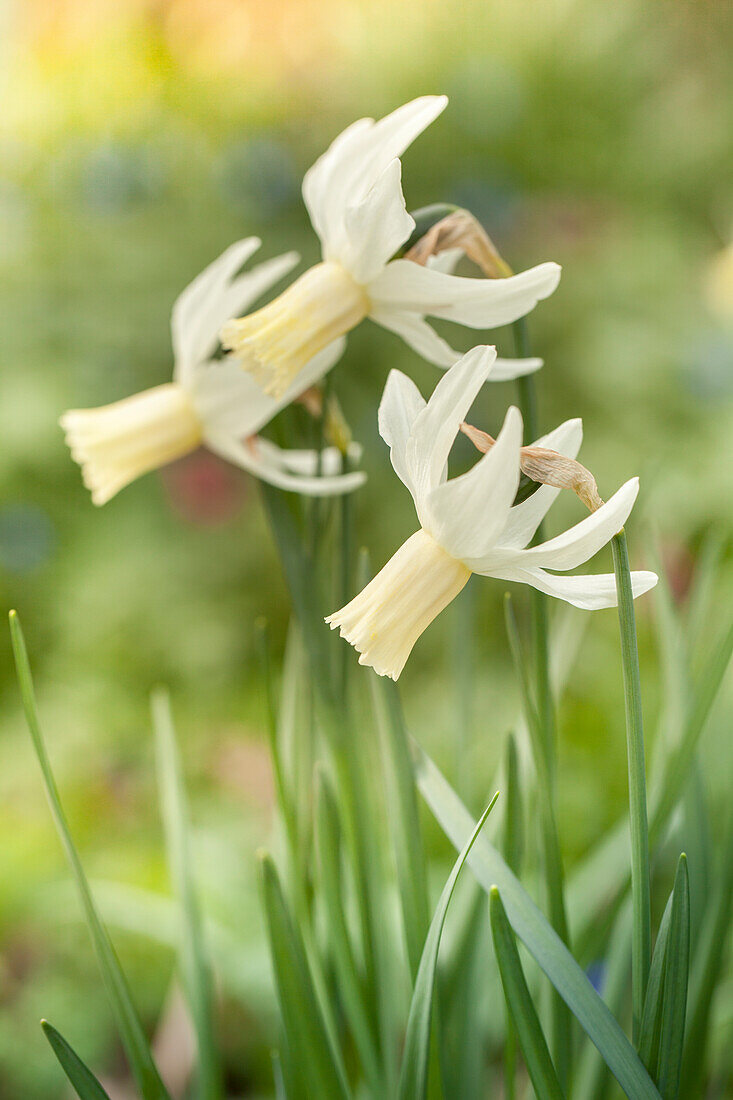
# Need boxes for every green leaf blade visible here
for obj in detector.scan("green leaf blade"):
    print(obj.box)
[415,744,661,1100]
[397,793,498,1100]
[9,612,170,1100]
[489,888,563,1100]
[657,855,690,1100]
[369,669,430,979]
[313,770,383,1094]
[259,851,350,1100]
[41,1022,112,1100]
[152,689,221,1100]
[638,891,673,1077]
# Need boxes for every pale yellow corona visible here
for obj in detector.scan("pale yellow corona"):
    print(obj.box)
[326,529,471,681]
[61,240,365,503]
[61,384,203,506]
[220,98,562,398]
[327,348,657,680]
[221,263,369,398]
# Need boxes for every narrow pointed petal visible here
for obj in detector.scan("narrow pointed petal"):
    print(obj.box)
[173,246,300,386]
[172,238,261,371]
[256,438,362,477]
[482,565,658,610]
[172,240,301,383]
[370,307,543,380]
[377,369,426,495]
[407,346,497,506]
[496,419,584,550]
[206,433,365,496]
[516,478,641,570]
[368,259,561,328]
[303,96,447,263]
[490,356,544,380]
[424,406,523,559]
[370,307,457,367]
[341,158,415,283]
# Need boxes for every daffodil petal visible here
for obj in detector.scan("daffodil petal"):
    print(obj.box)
[206,433,366,496]
[370,307,544,381]
[424,406,522,559]
[490,356,544,380]
[425,247,464,274]
[513,478,641,571]
[407,345,497,508]
[341,158,415,283]
[377,369,426,496]
[302,96,448,266]
[368,259,561,328]
[496,419,584,550]
[172,240,300,383]
[193,338,345,439]
[370,308,456,367]
[480,565,658,610]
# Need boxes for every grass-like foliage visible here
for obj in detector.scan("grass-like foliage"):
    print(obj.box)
[10,339,733,1098]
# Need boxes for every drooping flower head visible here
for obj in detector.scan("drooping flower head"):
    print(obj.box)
[327,347,657,680]
[221,98,561,397]
[61,239,365,504]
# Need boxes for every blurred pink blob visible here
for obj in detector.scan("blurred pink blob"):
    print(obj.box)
[160,447,250,526]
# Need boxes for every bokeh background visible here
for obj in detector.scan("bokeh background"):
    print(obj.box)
[1,0,732,1094]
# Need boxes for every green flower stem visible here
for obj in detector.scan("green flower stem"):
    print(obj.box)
[611,529,652,1042]
[512,319,570,1090]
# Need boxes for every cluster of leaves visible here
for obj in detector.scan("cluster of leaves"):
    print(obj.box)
[11,451,732,1097]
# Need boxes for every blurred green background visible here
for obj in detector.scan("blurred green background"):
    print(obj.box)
[1,0,732,1094]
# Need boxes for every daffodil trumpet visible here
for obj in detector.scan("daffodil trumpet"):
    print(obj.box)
[221,97,561,398]
[327,346,657,680]
[61,239,365,504]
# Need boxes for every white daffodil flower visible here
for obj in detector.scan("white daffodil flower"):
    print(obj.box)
[61,238,365,504]
[221,97,560,398]
[327,346,657,680]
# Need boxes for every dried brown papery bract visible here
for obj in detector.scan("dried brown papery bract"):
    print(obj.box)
[405,210,514,279]
[460,422,604,513]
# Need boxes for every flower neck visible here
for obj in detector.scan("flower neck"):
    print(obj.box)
[220,262,369,399]
[326,529,471,680]
[61,383,203,505]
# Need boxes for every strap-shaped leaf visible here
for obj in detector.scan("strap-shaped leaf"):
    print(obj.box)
[314,770,383,1093]
[369,667,430,979]
[680,809,733,1095]
[568,620,733,953]
[502,733,524,876]
[414,743,661,1100]
[657,855,690,1100]
[152,689,221,1099]
[41,1022,111,1100]
[397,794,498,1100]
[259,852,351,1100]
[490,888,563,1100]
[638,892,673,1076]
[9,612,170,1100]
[505,594,572,1083]
[573,902,632,1100]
